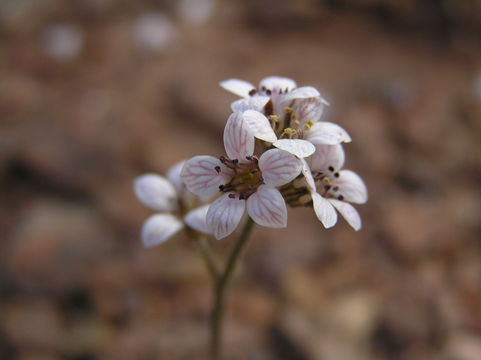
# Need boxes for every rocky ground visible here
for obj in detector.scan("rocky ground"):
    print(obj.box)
[1,1,480,359]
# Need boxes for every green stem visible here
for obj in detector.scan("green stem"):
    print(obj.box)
[197,236,220,279]
[211,217,255,360]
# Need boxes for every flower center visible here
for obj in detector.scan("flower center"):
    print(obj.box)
[313,166,344,201]
[218,156,263,200]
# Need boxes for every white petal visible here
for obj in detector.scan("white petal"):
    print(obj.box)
[301,159,316,192]
[133,174,178,212]
[181,156,231,199]
[223,111,255,161]
[305,122,352,145]
[291,97,325,126]
[166,160,186,193]
[260,76,297,92]
[329,199,361,231]
[141,214,183,247]
[219,78,255,98]
[242,110,277,143]
[206,193,246,240]
[307,144,345,172]
[281,86,320,102]
[273,139,315,158]
[312,192,337,228]
[258,148,302,187]
[247,185,287,228]
[336,170,368,204]
[183,204,212,234]
[231,96,270,112]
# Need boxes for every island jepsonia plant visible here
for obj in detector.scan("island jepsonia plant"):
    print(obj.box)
[133,76,367,359]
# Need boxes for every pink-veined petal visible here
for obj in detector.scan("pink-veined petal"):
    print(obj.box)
[312,192,337,228]
[328,199,361,231]
[307,144,345,172]
[184,204,212,235]
[259,76,297,92]
[141,214,183,247]
[231,96,270,112]
[301,159,316,192]
[258,148,302,187]
[242,110,277,143]
[166,160,186,193]
[281,86,320,102]
[336,170,368,204]
[181,156,231,199]
[206,193,245,239]
[219,79,255,98]
[305,122,352,145]
[273,139,315,158]
[291,97,325,126]
[133,174,178,212]
[247,185,287,228]
[223,111,255,161]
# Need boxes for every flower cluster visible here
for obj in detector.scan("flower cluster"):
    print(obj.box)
[178,76,367,240]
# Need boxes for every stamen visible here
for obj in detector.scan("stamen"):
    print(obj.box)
[337,195,344,201]
[265,89,272,95]
[248,89,257,96]
[332,186,339,191]
[303,120,315,131]
[228,193,236,199]
[328,166,334,172]
[265,100,273,116]
[334,172,340,178]
[219,185,225,190]
[282,128,297,139]
[214,166,221,173]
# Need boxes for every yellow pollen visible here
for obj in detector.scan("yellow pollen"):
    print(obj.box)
[269,115,279,122]
[303,119,315,131]
[284,107,293,114]
[283,128,297,138]
[293,120,301,128]
[322,177,330,184]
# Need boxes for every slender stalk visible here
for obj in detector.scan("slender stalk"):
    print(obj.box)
[211,217,255,360]
[197,236,220,279]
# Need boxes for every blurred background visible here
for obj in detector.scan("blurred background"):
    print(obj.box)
[1,0,481,359]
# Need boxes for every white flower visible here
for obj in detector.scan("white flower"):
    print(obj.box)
[300,144,367,231]
[220,76,350,158]
[181,112,303,239]
[133,161,211,247]
[221,76,323,127]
